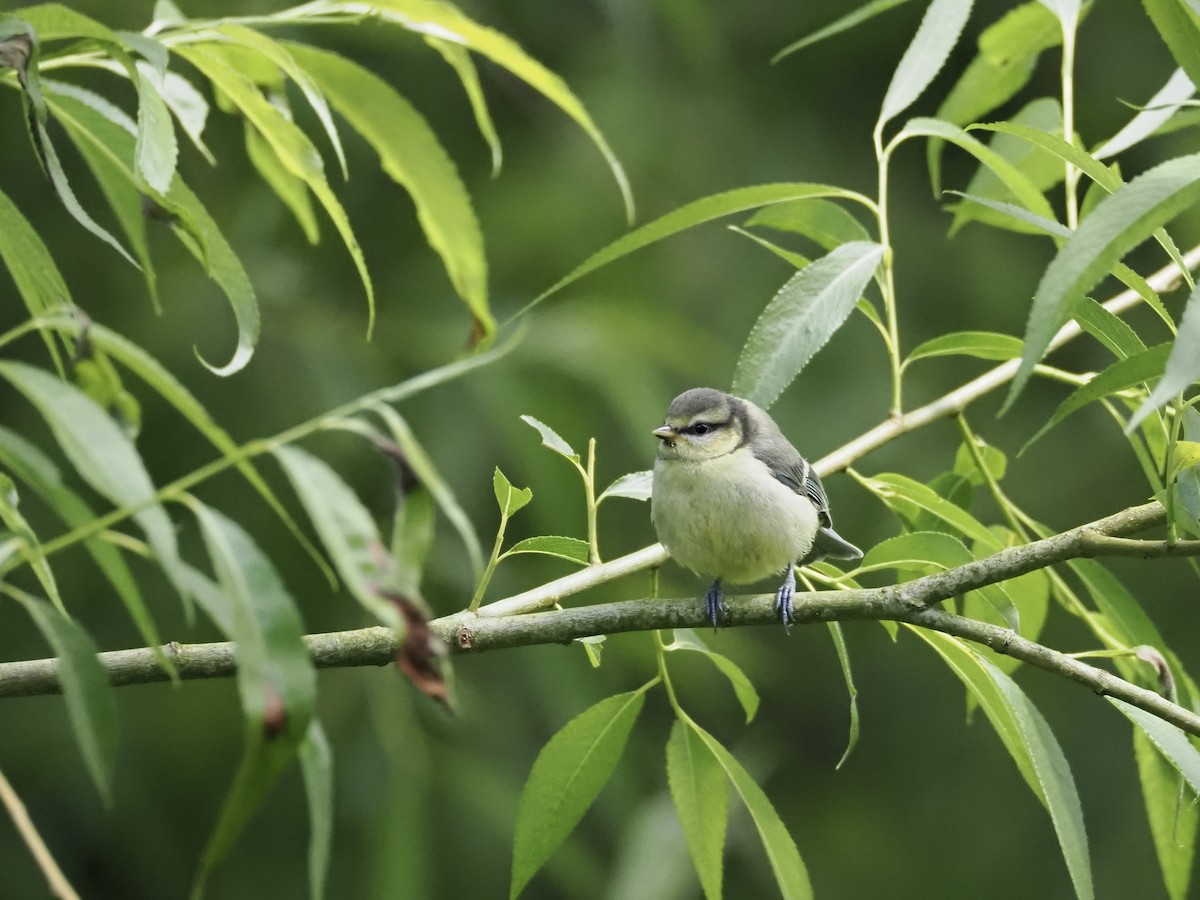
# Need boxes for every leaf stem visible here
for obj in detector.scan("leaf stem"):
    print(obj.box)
[584,438,601,565]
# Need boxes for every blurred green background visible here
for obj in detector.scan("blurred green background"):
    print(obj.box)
[2,1,1199,897]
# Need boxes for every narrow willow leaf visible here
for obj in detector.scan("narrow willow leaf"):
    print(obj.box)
[1129,283,1200,430]
[46,87,259,373]
[745,198,872,249]
[945,191,1068,238]
[156,67,214,163]
[858,530,973,575]
[371,0,633,222]
[1110,698,1200,795]
[12,590,117,805]
[858,472,1002,550]
[0,473,62,611]
[1072,296,1146,360]
[1008,152,1200,407]
[918,631,1093,900]
[1021,344,1170,451]
[690,722,812,900]
[773,0,915,62]
[1133,726,1197,900]
[877,0,974,129]
[1143,0,1200,90]
[904,331,1023,366]
[426,35,502,175]
[664,629,760,723]
[0,361,188,603]
[526,183,874,315]
[827,622,860,769]
[0,424,169,673]
[506,535,590,565]
[178,44,375,337]
[666,719,727,900]
[0,186,68,371]
[190,502,316,894]
[928,2,1061,187]
[1095,68,1195,160]
[520,414,578,460]
[733,241,884,408]
[493,467,533,517]
[133,65,177,194]
[728,225,812,270]
[369,404,485,577]
[598,470,653,504]
[274,445,404,631]
[285,42,488,340]
[300,720,334,900]
[510,688,648,899]
[245,122,319,244]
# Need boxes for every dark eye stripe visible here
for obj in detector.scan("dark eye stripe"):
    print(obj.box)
[683,422,719,435]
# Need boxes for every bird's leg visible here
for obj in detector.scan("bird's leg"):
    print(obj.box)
[774,561,796,629]
[704,579,724,630]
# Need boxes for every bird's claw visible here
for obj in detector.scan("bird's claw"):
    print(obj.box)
[774,563,797,631]
[704,580,724,630]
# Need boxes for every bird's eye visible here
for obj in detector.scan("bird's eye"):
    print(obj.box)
[691,423,710,435]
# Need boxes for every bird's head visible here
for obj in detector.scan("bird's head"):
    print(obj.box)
[653,387,746,461]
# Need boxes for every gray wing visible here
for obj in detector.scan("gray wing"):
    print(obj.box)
[751,441,832,527]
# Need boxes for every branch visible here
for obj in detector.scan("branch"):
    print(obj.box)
[5,502,1200,740]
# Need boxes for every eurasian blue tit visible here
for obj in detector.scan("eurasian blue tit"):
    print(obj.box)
[651,387,862,628]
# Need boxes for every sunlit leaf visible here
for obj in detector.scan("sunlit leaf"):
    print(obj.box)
[598,470,653,504]
[511,687,649,898]
[1095,68,1195,160]
[732,241,885,409]
[133,64,177,194]
[506,535,590,565]
[904,331,1023,366]
[877,0,974,129]
[664,629,760,723]
[666,719,726,900]
[493,467,533,517]
[426,35,502,175]
[520,414,578,461]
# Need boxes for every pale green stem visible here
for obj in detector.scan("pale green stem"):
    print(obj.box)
[584,438,601,565]
[1060,16,1080,230]
[873,128,903,416]
[469,509,509,611]
[0,766,79,900]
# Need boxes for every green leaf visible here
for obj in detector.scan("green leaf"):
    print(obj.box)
[510,687,649,898]
[300,720,334,900]
[858,472,1002,550]
[877,0,973,129]
[245,121,319,244]
[133,64,177,194]
[904,331,1023,366]
[666,719,727,900]
[1110,697,1200,795]
[527,184,874,315]
[728,225,812,269]
[11,590,117,805]
[1021,344,1171,451]
[426,35,502,175]
[190,502,316,896]
[745,198,872,250]
[0,361,189,604]
[1143,0,1200,90]
[1130,282,1200,429]
[157,67,214,163]
[0,471,62,611]
[275,445,403,631]
[773,0,915,61]
[493,467,533,517]
[598,470,653,504]
[0,185,69,371]
[0,424,169,674]
[1072,296,1147,360]
[827,621,860,769]
[177,44,375,338]
[1007,152,1200,407]
[520,414,578,460]
[1095,68,1195,160]
[918,632,1093,900]
[732,241,885,408]
[664,629,760,723]
[953,436,1007,485]
[371,0,633,223]
[506,535,591,565]
[690,722,812,900]
[1133,725,1197,900]
[285,43,491,340]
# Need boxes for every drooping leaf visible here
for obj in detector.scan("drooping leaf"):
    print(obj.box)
[918,631,1093,900]
[300,720,334,900]
[0,470,62,612]
[1143,0,1200,90]
[426,35,502,175]
[520,414,578,461]
[244,121,319,244]
[827,621,861,769]
[1133,724,1197,900]
[1007,152,1200,407]
[0,184,69,371]
[772,0,916,62]
[510,687,649,898]
[732,241,885,408]
[133,64,177,194]
[904,331,1023,367]
[877,0,974,129]
[1110,697,1200,795]
[526,184,875,316]
[284,43,491,340]
[690,721,813,900]
[1094,68,1195,160]
[666,719,727,900]
[274,445,404,631]
[10,589,117,806]
[1072,296,1147,360]
[664,629,760,723]
[1129,282,1200,430]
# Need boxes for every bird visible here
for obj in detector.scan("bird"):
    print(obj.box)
[650,387,862,628]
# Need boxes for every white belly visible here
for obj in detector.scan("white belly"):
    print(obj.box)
[652,449,819,584]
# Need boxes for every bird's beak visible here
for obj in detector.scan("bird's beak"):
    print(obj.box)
[652,425,676,444]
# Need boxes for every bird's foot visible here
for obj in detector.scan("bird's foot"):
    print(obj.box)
[704,580,724,630]
[773,563,797,631]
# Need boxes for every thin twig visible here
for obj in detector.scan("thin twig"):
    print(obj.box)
[0,767,80,900]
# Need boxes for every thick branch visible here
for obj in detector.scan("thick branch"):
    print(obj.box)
[5,502,1200,740]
